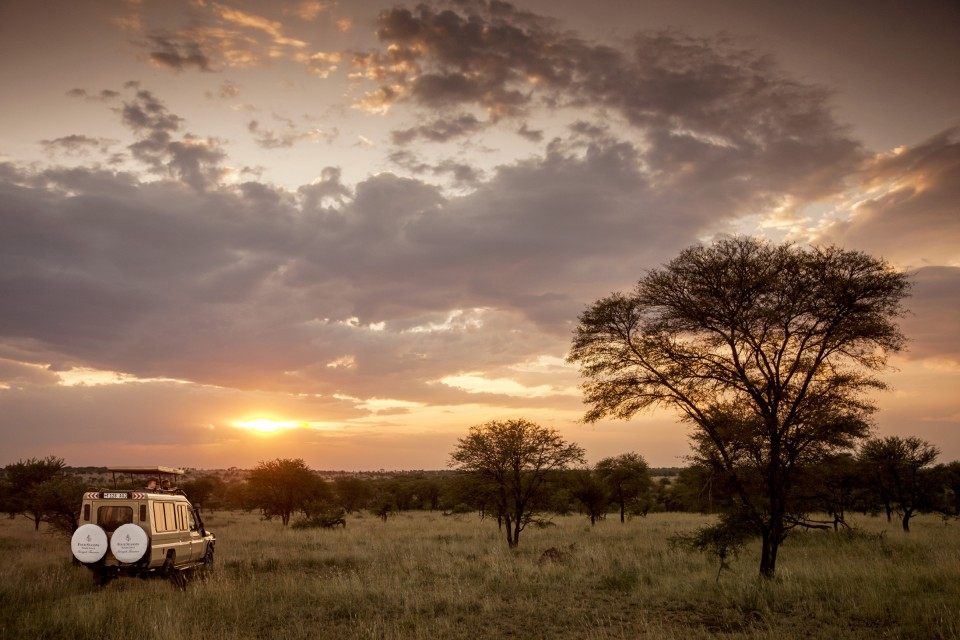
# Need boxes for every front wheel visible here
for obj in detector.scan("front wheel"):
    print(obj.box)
[202,544,214,567]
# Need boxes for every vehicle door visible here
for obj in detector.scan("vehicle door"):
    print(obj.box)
[184,504,203,561]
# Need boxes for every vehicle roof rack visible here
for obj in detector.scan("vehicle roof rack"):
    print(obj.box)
[106,466,184,475]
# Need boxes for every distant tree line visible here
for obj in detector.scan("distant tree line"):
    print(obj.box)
[6,436,956,541]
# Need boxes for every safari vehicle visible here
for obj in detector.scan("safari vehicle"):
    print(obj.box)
[70,466,215,585]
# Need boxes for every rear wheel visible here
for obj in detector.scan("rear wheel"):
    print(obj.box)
[93,569,114,587]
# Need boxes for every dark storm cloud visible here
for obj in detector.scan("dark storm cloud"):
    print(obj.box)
[391,113,485,145]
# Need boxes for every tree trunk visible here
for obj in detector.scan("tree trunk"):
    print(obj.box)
[901,510,912,532]
[759,530,781,578]
[281,511,290,526]
[619,501,625,523]
[590,513,596,526]
[884,502,892,522]
[504,515,515,547]
[34,513,41,531]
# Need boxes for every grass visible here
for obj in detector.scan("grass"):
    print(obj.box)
[1,511,958,639]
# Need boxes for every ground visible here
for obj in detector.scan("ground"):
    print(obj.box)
[1,511,958,639]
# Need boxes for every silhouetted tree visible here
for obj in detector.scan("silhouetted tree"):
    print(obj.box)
[2,456,69,530]
[247,458,322,526]
[34,475,86,535]
[595,453,652,522]
[569,237,909,577]
[450,419,585,548]
[181,475,226,513]
[860,436,939,531]
[930,462,960,516]
[334,476,372,513]
[570,470,608,525]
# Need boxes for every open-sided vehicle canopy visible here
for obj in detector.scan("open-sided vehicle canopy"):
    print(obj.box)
[106,466,184,475]
[106,466,184,489]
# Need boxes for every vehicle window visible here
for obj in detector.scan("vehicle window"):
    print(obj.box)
[83,504,90,521]
[163,502,176,533]
[187,509,196,530]
[153,502,170,533]
[152,502,164,531]
[97,506,132,532]
[139,504,147,522]
[178,505,187,531]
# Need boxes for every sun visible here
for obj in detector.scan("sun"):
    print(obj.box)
[231,418,302,434]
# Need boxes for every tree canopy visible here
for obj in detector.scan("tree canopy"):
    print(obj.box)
[247,458,324,526]
[595,452,652,522]
[450,419,585,547]
[569,236,910,576]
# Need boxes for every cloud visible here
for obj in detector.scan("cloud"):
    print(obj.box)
[354,4,863,203]
[388,150,485,187]
[147,35,214,72]
[134,3,341,76]
[517,123,543,142]
[247,117,335,149]
[901,266,960,363]
[40,135,116,157]
[285,1,331,22]
[821,128,960,266]
[391,113,485,145]
[205,81,241,100]
[3,3,954,447]
[120,89,227,190]
[66,88,121,102]
[215,4,307,49]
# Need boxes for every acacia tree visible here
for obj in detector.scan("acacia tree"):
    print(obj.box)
[450,419,585,548]
[246,458,322,526]
[569,237,908,577]
[859,436,939,532]
[570,470,609,525]
[1,456,69,530]
[595,453,652,522]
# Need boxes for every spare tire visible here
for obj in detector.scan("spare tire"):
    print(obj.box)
[71,524,108,563]
[110,523,150,563]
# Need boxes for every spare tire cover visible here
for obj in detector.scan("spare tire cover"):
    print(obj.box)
[110,523,150,563]
[71,524,108,563]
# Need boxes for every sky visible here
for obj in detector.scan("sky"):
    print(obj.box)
[0,0,958,470]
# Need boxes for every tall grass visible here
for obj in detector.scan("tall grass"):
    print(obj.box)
[1,511,958,639]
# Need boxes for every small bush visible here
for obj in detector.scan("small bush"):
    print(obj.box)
[669,515,755,581]
[292,508,347,529]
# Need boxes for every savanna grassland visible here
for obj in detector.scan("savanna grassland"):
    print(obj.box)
[1,511,958,640]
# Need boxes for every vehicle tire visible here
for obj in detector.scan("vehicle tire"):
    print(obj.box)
[202,544,214,567]
[93,569,114,587]
[170,569,188,590]
[160,551,175,577]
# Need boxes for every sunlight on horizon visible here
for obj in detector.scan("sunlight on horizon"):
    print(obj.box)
[230,417,345,434]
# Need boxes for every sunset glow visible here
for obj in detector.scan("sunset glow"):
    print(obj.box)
[0,0,957,470]
[231,418,303,434]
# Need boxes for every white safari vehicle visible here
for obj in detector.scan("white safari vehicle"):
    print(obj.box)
[70,466,215,585]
